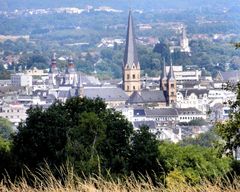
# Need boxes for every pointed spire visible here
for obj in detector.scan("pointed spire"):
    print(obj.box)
[161,58,167,80]
[123,10,139,69]
[168,58,175,80]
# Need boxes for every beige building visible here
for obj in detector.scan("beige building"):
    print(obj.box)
[0,103,28,125]
[25,67,46,76]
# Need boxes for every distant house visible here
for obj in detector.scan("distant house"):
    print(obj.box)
[177,89,209,114]
[215,70,240,83]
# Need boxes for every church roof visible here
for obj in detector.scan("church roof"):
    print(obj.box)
[84,87,129,102]
[127,90,166,104]
[145,108,178,117]
[123,10,139,69]
[217,70,240,83]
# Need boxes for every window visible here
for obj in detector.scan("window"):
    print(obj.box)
[171,92,174,96]
[127,74,130,79]
[132,74,136,79]
[133,86,136,90]
[171,84,174,88]
[127,86,129,91]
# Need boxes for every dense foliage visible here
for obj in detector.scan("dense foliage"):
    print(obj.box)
[9,97,160,179]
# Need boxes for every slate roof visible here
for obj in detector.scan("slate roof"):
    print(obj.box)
[179,89,209,98]
[176,107,202,115]
[217,71,240,82]
[145,108,178,117]
[80,73,101,85]
[123,10,139,69]
[83,87,129,101]
[127,90,166,104]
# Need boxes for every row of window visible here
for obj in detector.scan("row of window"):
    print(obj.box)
[2,115,21,119]
[179,116,201,120]
[126,74,140,79]
[0,109,21,113]
[127,85,139,91]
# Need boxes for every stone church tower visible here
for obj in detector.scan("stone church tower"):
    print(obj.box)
[167,60,177,105]
[122,10,141,96]
[49,53,58,86]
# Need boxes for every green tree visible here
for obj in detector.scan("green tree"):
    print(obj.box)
[215,82,240,157]
[11,97,135,177]
[180,130,219,148]
[0,136,12,178]
[0,117,14,139]
[159,142,231,184]
[129,126,161,178]
[153,42,171,63]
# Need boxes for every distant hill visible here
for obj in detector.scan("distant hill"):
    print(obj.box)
[0,0,239,11]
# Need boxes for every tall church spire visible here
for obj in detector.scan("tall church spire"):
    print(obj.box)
[160,58,167,91]
[122,10,141,95]
[123,10,139,69]
[168,58,175,81]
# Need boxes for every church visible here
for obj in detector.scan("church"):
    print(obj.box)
[47,10,177,108]
[122,10,177,107]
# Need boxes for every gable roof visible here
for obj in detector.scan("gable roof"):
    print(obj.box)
[83,87,129,102]
[145,108,178,117]
[127,90,166,104]
[217,71,240,82]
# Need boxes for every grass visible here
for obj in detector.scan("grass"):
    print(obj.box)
[0,166,240,192]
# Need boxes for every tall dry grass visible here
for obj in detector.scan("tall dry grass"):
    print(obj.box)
[0,166,240,192]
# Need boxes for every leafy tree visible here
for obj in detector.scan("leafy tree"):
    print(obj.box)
[153,42,171,63]
[180,130,219,148]
[159,142,231,185]
[129,126,161,178]
[101,110,133,175]
[0,136,12,177]
[12,104,68,169]
[11,97,136,177]
[0,117,14,139]
[215,82,240,157]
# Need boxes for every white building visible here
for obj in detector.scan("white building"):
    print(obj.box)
[11,73,32,87]
[165,66,201,83]
[177,89,209,114]
[0,103,28,125]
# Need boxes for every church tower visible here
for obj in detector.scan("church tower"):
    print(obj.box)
[122,10,141,96]
[180,27,191,53]
[160,58,167,92]
[49,53,58,86]
[167,60,177,105]
[65,56,78,86]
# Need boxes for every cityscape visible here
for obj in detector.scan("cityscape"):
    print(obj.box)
[0,0,240,191]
